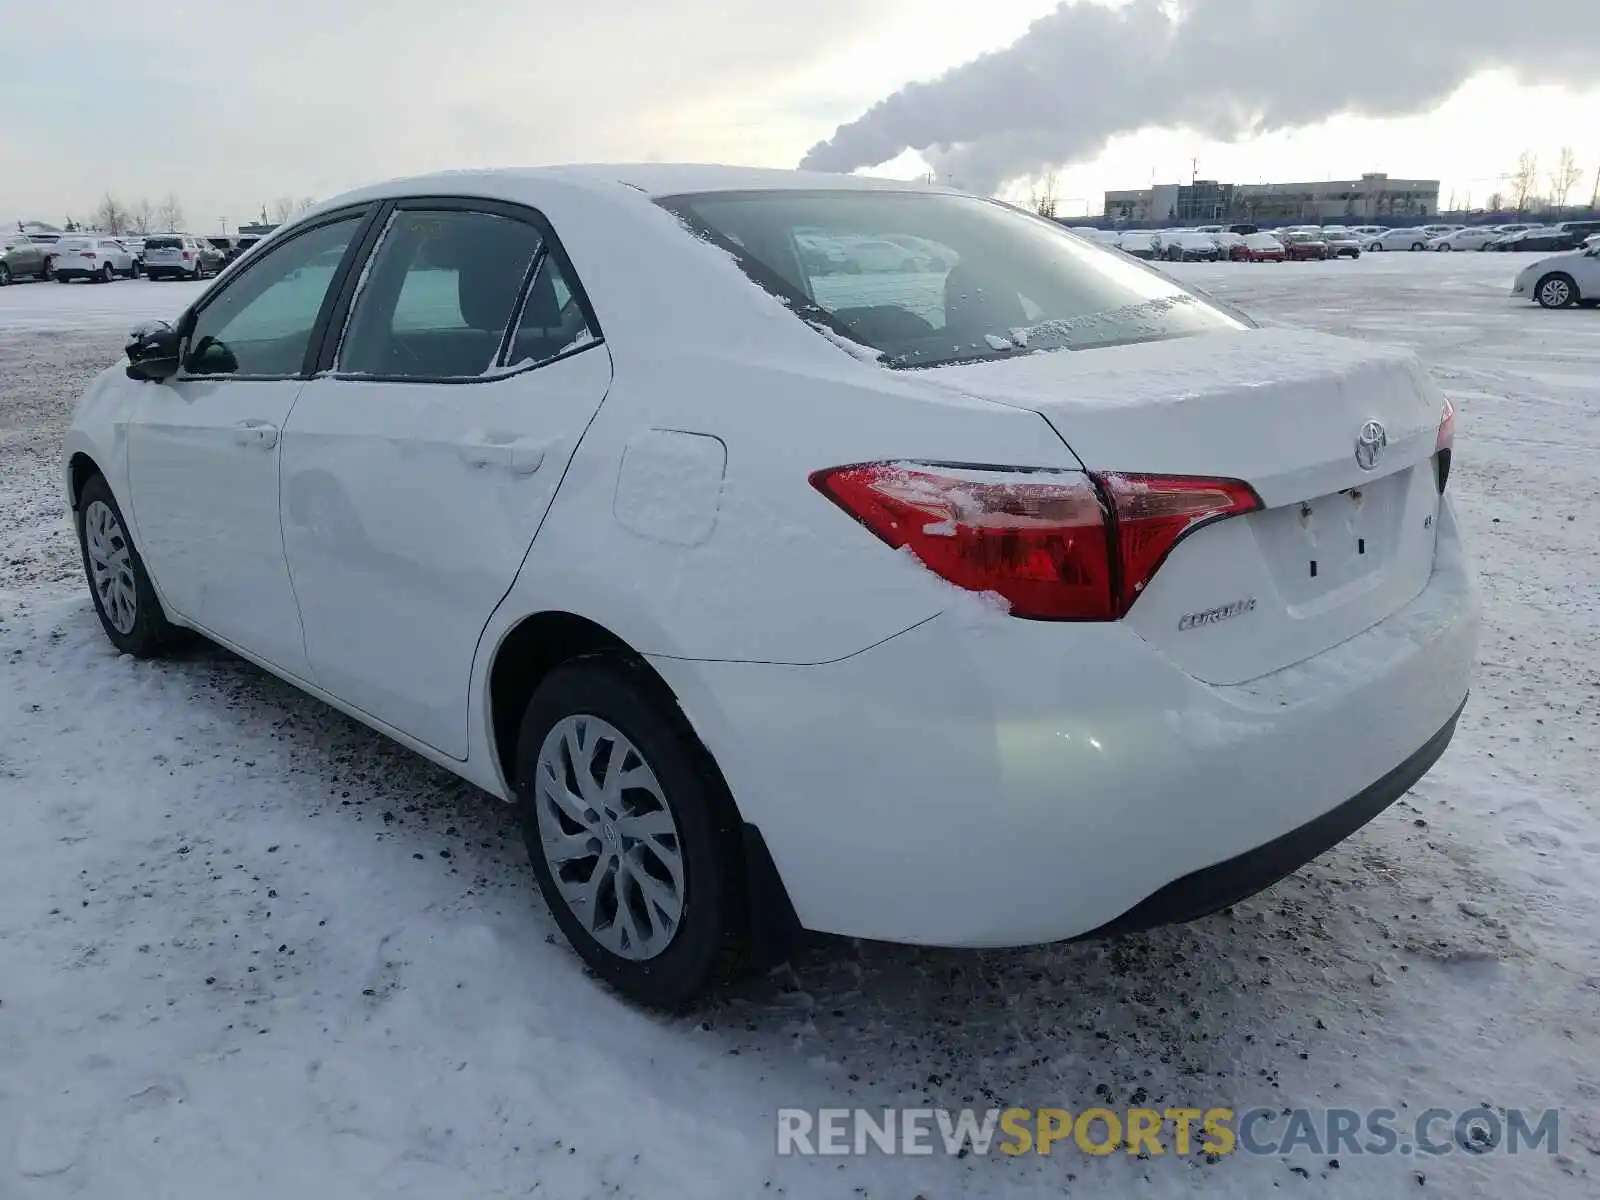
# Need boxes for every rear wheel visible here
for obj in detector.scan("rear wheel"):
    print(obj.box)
[1410,242,1427,251]
[1535,272,1577,309]
[0,263,10,285]
[98,263,114,283]
[75,474,184,657]
[1370,242,1385,251]
[514,656,748,1009]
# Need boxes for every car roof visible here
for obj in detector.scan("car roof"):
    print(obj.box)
[322,163,951,209]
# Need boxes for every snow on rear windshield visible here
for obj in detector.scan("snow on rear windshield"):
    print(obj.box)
[657,189,1246,368]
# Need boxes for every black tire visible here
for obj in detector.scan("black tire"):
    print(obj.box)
[75,474,184,657]
[1370,242,1385,251]
[97,263,114,283]
[1535,272,1578,309]
[514,655,748,1009]
[0,262,10,285]
[1410,243,1427,252]
[39,256,54,280]
[56,274,70,284]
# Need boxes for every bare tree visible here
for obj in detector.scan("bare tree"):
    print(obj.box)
[271,196,296,224]
[1486,190,1503,213]
[1547,146,1583,215]
[155,194,185,232]
[295,195,317,216]
[1030,171,1059,220]
[129,198,156,235]
[94,193,129,234]
[1509,151,1540,215]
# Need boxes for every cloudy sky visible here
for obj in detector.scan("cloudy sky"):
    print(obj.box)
[3,0,1598,230]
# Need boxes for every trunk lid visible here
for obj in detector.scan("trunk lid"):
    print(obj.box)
[918,328,1447,684]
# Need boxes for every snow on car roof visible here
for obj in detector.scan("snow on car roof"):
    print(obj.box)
[322,164,950,211]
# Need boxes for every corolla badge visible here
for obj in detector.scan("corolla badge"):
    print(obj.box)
[1355,419,1388,471]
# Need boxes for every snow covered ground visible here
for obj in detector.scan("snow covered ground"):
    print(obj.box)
[2,257,1598,1198]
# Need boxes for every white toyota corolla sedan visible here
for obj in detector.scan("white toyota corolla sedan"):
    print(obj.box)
[64,166,1477,1008]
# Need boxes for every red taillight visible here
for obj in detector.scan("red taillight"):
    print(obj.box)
[181,251,191,260]
[81,251,97,259]
[1435,396,1455,492]
[1098,473,1262,614]
[810,463,1260,620]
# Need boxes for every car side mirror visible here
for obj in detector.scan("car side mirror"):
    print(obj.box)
[125,321,182,382]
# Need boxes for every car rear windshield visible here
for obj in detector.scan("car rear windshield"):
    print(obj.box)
[144,236,183,249]
[60,238,91,250]
[657,189,1246,369]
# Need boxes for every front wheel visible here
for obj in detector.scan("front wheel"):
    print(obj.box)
[1535,272,1578,309]
[515,656,748,1009]
[1410,243,1427,251]
[1370,243,1385,251]
[39,257,55,280]
[75,474,184,657]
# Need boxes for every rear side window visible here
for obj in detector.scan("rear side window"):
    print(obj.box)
[659,189,1245,369]
[337,209,544,379]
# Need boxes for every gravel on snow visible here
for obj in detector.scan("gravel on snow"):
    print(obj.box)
[0,261,1597,1198]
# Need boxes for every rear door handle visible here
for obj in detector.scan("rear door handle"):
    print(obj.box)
[232,420,279,449]
[459,436,549,475]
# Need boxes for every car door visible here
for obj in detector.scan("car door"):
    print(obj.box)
[279,198,611,758]
[1574,245,1600,297]
[124,206,378,676]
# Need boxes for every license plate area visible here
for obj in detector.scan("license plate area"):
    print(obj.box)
[1252,467,1413,606]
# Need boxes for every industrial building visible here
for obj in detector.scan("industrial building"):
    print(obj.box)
[1103,173,1440,225]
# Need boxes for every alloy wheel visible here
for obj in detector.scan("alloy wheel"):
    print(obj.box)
[533,715,685,961]
[83,499,137,634]
[1539,277,1573,308]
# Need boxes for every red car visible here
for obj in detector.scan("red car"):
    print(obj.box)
[1279,232,1329,261]
[1230,233,1287,262]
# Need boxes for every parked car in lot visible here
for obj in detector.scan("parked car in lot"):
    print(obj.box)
[1364,227,1439,252]
[120,236,146,273]
[142,234,225,280]
[1323,231,1363,259]
[0,233,58,283]
[1164,231,1222,262]
[64,165,1476,1008]
[1279,231,1330,260]
[51,236,138,282]
[1428,227,1503,251]
[1117,231,1158,259]
[1231,232,1287,262]
[1492,227,1584,253]
[1511,238,1600,308]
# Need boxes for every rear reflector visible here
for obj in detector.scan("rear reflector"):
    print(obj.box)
[810,463,1260,620]
[1435,396,1455,493]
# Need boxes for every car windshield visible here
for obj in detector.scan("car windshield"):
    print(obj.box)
[658,189,1245,369]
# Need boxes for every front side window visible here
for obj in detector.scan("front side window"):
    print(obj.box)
[185,215,361,377]
[337,208,543,379]
[659,190,1246,369]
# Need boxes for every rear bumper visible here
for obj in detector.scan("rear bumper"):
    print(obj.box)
[654,501,1478,947]
[1082,694,1464,938]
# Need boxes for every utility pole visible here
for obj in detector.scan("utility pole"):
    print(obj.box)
[1190,157,1198,185]
[1590,163,1599,212]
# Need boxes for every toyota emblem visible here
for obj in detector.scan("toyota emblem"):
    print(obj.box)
[1355,419,1387,471]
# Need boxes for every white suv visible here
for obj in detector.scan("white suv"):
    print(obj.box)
[51,236,137,282]
[142,234,218,281]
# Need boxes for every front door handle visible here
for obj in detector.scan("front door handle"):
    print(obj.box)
[232,420,279,449]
